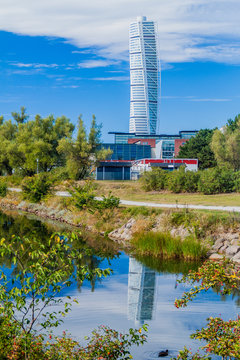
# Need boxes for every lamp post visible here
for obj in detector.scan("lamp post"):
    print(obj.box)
[36,158,39,174]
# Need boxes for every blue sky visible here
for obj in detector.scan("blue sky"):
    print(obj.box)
[0,0,240,141]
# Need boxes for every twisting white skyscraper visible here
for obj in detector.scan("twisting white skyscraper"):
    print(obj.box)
[129,16,159,135]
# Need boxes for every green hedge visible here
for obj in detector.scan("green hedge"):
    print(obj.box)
[141,166,240,195]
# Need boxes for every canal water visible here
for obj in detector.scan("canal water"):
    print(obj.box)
[0,210,239,359]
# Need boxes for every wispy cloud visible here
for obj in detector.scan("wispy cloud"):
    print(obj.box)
[188,98,231,102]
[78,59,119,69]
[0,0,239,64]
[72,50,92,54]
[10,62,60,69]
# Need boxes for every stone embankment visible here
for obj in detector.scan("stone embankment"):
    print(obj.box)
[209,235,240,264]
[0,200,92,232]
[109,218,240,265]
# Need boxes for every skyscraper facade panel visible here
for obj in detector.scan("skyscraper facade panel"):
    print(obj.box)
[129,16,159,135]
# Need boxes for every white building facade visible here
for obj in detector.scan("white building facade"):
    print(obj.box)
[129,16,159,135]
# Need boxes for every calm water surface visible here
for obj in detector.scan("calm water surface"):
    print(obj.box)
[0,210,239,359]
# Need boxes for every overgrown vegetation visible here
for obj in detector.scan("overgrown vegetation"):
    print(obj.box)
[70,181,120,213]
[141,166,240,194]
[0,179,7,197]
[131,231,207,260]
[22,173,53,202]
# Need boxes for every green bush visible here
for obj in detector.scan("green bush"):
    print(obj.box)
[0,179,7,197]
[70,182,120,213]
[70,182,96,210]
[141,167,200,193]
[198,167,235,194]
[167,167,187,193]
[50,166,70,182]
[234,171,240,192]
[140,168,168,191]
[96,193,120,210]
[182,170,200,192]
[22,173,53,202]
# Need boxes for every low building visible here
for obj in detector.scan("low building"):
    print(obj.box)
[131,158,198,180]
[96,130,198,180]
[108,130,197,159]
[96,160,132,180]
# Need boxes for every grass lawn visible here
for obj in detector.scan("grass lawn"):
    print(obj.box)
[95,180,240,207]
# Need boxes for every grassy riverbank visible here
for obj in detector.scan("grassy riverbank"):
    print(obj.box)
[131,231,207,260]
[1,187,239,262]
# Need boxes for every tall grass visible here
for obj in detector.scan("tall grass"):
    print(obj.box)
[131,231,207,260]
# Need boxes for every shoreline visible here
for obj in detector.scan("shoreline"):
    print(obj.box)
[0,195,240,265]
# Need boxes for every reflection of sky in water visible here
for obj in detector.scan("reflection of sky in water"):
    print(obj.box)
[0,211,238,359]
[53,253,239,360]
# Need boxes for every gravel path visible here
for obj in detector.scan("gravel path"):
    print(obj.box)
[8,188,240,213]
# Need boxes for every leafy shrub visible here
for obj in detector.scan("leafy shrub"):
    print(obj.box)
[198,167,235,194]
[0,321,148,360]
[140,168,168,191]
[0,179,7,197]
[174,260,240,359]
[234,171,240,192]
[22,173,53,202]
[70,182,95,210]
[182,170,200,192]
[167,167,187,193]
[50,166,70,182]
[167,167,200,193]
[96,192,120,210]
[70,181,120,213]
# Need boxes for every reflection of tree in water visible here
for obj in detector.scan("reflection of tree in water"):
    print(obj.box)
[211,285,240,308]
[134,252,240,308]
[0,210,119,291]
[133,253,202,275]
[0,211,53,242]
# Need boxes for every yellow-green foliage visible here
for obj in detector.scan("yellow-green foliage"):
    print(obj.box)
[131,231,207,260]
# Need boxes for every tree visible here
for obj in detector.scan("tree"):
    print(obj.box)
[58,115,111,180]
[0,119,17,175]
[226,114,240,132]
[211,115,240,171]
[0,112,74,176]
[177,129,217,169]
[11,106,29,124]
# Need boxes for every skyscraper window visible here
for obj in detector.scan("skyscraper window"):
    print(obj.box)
[129,16,159,135]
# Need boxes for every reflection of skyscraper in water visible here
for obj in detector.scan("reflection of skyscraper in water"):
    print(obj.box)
[128,257,157,325]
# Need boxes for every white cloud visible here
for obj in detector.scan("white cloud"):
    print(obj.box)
[0,0,239,64]
[78,59,119,68]
[10,62,60,69]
